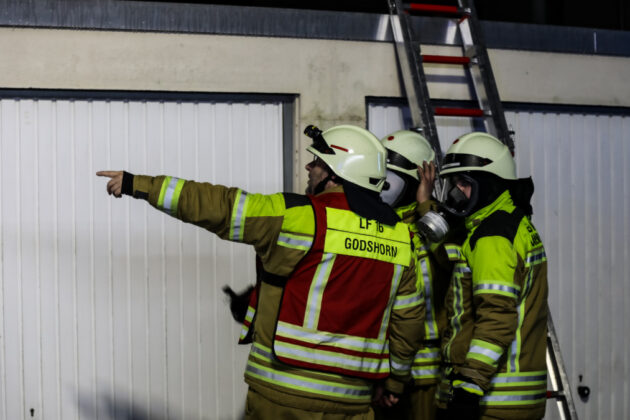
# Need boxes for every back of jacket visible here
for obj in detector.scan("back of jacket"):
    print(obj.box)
[438,190,548,419]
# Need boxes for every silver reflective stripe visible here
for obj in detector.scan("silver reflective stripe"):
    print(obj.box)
[412,367,439,377]
[509,302,523,372]
[379,264,403,339]
[230,190,248,241]
[454,381,483,394]
[474,283,520,296]
[469,345,502,362]
[277,233,312,249]
[421,258,437,339]
[482,392,547,402]
[162,177,181,213]
[446,246,461,260]
[245,363,372,398]
[454,265,471,274]
[304,253,335,329]
[491,374,547,384]
[415,350,440,360]
[276,322,385,352]
[274,342,385,371]
[394,293,423,308]
[526,249,546,264]
[390,358,412,372]
[251,342,275,360]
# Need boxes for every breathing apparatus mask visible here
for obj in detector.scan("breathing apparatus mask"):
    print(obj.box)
[415,173,479,243]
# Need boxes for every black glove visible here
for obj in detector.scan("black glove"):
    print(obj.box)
[437,387,480,420]
[222,285,254,323]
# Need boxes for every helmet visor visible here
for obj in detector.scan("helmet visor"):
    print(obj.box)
[380,170,408,207]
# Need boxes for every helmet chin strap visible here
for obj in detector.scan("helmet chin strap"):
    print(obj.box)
[313,174,336,195]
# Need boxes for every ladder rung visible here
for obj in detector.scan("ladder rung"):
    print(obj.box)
[407,3,469,18]
[434,107,484,117]
[547,390,566,399]
[422,55,470,65]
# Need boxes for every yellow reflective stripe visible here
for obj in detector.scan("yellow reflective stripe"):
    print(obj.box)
[390,354,413,376]
[419,256,438,339]
[453,379,484,396]
[393,291,423,310]
[273,341,389,375]
[379,264,404,339]
[324,208,411,266]
[445,263,466,359]
[239,306,256,340]
[156,176,185,216]
[229,189,249,241]
[414,348,440,362]
[304,253,336,329]
[491,371,547,388]
[467,339,504,368]
[245,361,371,400]
[473,280,521,299]
[277,232,313,251]
[412,367,439,379]
[525,247,547,267]
[445,244,462,261]
[480,389,547,406]
[276,321,386,353]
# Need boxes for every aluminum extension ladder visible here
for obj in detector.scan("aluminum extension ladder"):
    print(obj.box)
[386,0,514,167]
[386,2,578,419]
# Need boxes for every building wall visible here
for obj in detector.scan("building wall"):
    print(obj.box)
[1,27,629,190]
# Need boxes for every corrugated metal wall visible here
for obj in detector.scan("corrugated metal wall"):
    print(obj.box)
[369,103,630,420]
[0,97,284,420]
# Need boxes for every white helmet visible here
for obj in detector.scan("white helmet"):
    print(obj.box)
[305,124,387,192]
[440,132,516,180]
[381,130,435,180]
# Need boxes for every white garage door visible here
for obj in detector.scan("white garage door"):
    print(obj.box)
[0,97,285,420]
[369,102,630,420]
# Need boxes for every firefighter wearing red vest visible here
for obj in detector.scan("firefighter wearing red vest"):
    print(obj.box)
[432,132,548,420]
[97,124,425,419]
[376,130,449,420]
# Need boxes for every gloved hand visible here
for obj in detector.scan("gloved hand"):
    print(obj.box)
[439,387,480,420]
[222,285,254,323]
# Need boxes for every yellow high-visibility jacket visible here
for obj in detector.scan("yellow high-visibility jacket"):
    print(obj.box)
[436,190,548,420]
[129,175,424,414]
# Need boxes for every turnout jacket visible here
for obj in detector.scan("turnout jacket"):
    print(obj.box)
[437,190,548,419]
[397,202,448,387]
[128,175,424,413]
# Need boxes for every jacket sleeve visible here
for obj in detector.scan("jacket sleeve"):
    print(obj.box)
[385,257,425,394]
[458,236,520,393]
[129,174,312,274]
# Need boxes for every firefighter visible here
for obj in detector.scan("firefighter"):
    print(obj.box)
[376,130,449,420]
[434,132,548,420]
[97,124,424,419]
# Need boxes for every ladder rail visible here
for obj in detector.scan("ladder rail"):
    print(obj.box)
[547,312,579,420]
[456,0,514,150]
[387,0,444,170]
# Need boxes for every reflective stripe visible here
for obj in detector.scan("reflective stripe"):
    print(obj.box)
[445,245,461,261]
[474,283,520,299]
[453,379,484,396]
[414,349,440,360]
[245,362,372,400]
[229,190,249,241]
[411,367,439,378]
[420,257,437,339]
[379,264,404,339]
[273,341,388,374]
[481,390,547,405]
[390,355,412,376]
[525,248,547,266]
[277,232,313,251]
[491,372,547,387]
[304,253,336,329]
[467,339,503,368]
[239,306,256,340]
[445,263,466,359]
[454,265,471,274]
[276,321,386,352]
[157,176,185,216]
[393,291,423,310]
